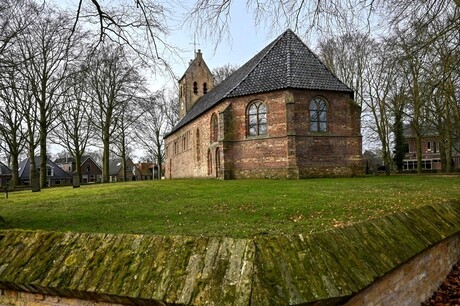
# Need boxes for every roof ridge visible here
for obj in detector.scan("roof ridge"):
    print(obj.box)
[292,33,354,93]
[224,31,287,98]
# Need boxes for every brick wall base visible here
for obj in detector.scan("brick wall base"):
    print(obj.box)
[0,289,128,306]
[345,233,460,306]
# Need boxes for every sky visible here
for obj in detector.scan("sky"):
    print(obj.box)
[155,1,284,89]
[44,0,293,160]
[44,0,332,160]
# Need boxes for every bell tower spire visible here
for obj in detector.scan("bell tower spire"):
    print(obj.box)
[178,49,214,119]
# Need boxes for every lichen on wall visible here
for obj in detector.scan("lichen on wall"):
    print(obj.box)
[0,201,459,305]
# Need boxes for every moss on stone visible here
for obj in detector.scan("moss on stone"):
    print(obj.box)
[0,201,459,305]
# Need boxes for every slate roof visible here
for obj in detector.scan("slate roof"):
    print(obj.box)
[403,124,439,138]
[54,156,93,163]
[0,162,12,176]
[54,157,77,164]
[166,29,353,137]
[18,157,72,179]
[109,158,129,176]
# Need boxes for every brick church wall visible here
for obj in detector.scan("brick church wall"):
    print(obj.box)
[166,101,231,179]
[165,88,362,179]
[290,89,362,178]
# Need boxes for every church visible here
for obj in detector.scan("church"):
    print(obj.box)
[164,29,362,179]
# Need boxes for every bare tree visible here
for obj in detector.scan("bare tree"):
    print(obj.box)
[17,4,81,188]
[70,0,176,77]
[318,32,374,110]
[135,90,178,179]
[0,0,33,63]
[20,77,40,192]
[186,0,459,43]
[87,44,144,182]
[111,95,144,182]
[186,0,380,42]
[0,66,27,188]
[363,42,399,175]
[0,0,42,188]
[212,64,239,86]
[52,64,95,183]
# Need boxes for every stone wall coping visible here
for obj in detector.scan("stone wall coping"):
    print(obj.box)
[0,201,459,305]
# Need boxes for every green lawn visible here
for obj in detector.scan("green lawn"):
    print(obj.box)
[0,175,459,238]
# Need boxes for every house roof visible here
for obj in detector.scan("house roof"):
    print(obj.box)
[0,162,12,176]
[18,157,72,179]
[81,156,103,172]
[54,155,92,164]
[109,158,123,176]
[109,158,138,176]
[54,157,76,164]
[166,29,353,137]
[54,155,102,174]
[403,124,439,138]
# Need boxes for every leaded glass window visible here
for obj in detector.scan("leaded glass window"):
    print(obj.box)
[247,101,267,136]
[309,98,327,132]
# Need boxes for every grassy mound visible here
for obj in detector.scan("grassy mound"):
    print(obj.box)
[0,175,459,238]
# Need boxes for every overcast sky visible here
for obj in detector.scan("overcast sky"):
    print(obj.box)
[159,1,278,88]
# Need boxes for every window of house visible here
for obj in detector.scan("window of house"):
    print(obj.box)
[193,82,198,94]
[86,163,91,172]
[47,166,54,177]
[309,97,328,132]
[203,83,208,94]
[126,165,133,173]
[247,101,267,136]
[211,113,218,143]
[427,141,431,151]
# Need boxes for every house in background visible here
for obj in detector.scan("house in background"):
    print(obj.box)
[0,162,12,187]
[403,125,460,171]
[18,157,72,186]
[136,162,158,180]
[54,156,102,183]
[164,29,362,179]
[109,158,141,182]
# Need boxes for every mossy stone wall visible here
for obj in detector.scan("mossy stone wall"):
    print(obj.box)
[0,201,459,305]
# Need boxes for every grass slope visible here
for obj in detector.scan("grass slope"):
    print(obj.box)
[0,176,459,238]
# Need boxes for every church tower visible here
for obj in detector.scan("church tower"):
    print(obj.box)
[178,49,214,119]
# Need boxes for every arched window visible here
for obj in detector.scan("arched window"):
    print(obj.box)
[193,82,198,94]
[210,113,218,143]
[309,97,327,132]
[247,101,267,136]
[203,83,208,94]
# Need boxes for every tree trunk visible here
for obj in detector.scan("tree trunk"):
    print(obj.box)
[39,128,47,188]
[102,137,110,183]
[416,133,423,174]
[155,130,162,179]
[10,153,19,188]
[75,153,82,186]
[121,133,127,182]
[446,135,452,173]
[29,151,40,193]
